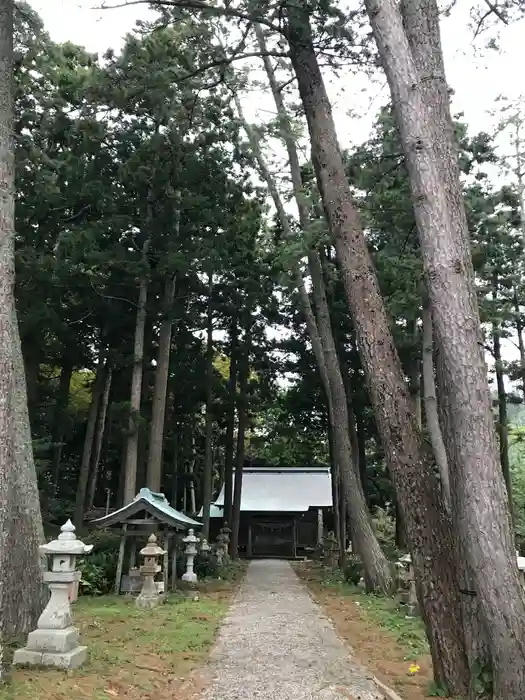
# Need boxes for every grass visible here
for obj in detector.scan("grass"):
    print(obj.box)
[315,567,428,660]
[0,577,242,700]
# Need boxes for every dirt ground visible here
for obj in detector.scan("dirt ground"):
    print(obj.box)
[294,562,434,700]
[1,572,245,700]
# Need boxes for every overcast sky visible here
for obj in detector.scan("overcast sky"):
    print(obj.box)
[28,1,525,370]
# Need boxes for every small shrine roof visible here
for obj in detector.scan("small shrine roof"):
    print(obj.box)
[90,488,202,530]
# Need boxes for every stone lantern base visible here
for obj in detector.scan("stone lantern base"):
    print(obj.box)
[13,626,86,669]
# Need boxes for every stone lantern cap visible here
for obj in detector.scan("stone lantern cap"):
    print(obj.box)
[39,520,93,557]
[140,533,166,557]
[183,528,199,545]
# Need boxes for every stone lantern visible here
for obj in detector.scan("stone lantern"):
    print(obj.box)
[200,538,211,556]
[182,528,199,583]
[136,533,166,609]
[215,532,226,566]
[220,522,231,561]
[13,519,93,669]
[516,550,525,588]
[399,553,418,617]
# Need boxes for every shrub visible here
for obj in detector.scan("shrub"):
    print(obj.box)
[78,549,118,595]
[343,554,363,585]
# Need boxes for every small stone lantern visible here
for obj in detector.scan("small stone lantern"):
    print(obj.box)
[215,532,226,566]
[220,522,231,561]
[136,533,166,609]
[200,538,211,556]
[13,519,93,669]
[399,553,419,617]
[182,528,199,583]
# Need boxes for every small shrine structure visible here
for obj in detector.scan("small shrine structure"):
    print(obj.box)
[90,487,202,594]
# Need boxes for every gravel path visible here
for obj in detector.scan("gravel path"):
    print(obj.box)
[202,559,384,700]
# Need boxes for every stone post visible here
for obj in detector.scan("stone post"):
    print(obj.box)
[220,522,231,561]
[323,531,338,569]
[13,520,93,669]
[215,533,226,566]
[517,550,525,588]
[182,528,199,583]
[136,533,166,609]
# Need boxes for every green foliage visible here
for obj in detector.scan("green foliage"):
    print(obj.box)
[342,554,363,585]
[78,551,119,596]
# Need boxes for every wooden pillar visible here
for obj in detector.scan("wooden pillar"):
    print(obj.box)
[163,532,171,593]
[171,540,178,591]
[292,519,297,559]
[129,538,137,570]
[114,524,127,595]
[317,508,324,544]
[247,522,253,558]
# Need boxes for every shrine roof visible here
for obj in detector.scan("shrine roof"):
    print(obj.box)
[200,466,333,519]
[90,488,202,530]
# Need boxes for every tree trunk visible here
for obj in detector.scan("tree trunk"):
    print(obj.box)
[86,362,112,511]
[513,288,525,401]
[223,314,238,525]
[146,275,176,492]
[367,0,525,694]
[230,323,250,559]
[0,3,46,659]
[286,8,469,693]
[51,356,74,490]
[422,305,450,504]
[255,30,390,590]
[202,273,214,540]
[123,239,149,504]
[74,349,107,528]
[22,341,39,427]
[308,251,392,591]
[493,321,513,525]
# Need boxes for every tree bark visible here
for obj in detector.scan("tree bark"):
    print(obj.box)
[201,273,214,539]
[51,356,74,490]
[86,361,112,511]
[123,239,149,504]
[255,29,390,590]
[230,322,250,559]
[308,251,392,591]
[513,288,525,401]
[422,305,450,504]
[146,274,176,492]
[286,8,469,693]
[367,0,525,695]
[0,2,46,660]
[74,349,107,528]
[223,314,238,525]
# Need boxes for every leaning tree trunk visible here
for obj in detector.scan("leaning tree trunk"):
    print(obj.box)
[0,1,46,664]
[285,7,469,693]
[86,361,112,511]
[202,273,214,540]
[74,349,107,528]
[223,314,238,526]
[254,35,390,590]
[367,0,525,695]
[308,251,392,591]
[230,324,250,559]
[123,239,149,505]
[146,274,176,493]
[422,305,450,505]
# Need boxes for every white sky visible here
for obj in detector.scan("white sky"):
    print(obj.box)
[29,0,525,376]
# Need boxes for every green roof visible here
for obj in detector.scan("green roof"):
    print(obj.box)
[90,488,202,530]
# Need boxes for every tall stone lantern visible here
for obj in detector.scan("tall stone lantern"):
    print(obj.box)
[13,519,93,669]
[182,528,199,583]
[136,533,166,609]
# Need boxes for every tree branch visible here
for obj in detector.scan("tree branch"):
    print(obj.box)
[98,0,284,33]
